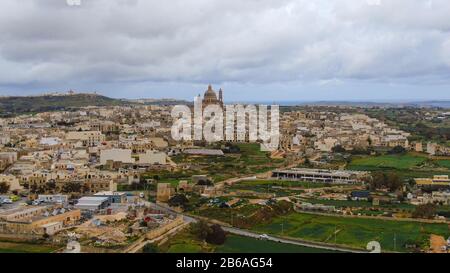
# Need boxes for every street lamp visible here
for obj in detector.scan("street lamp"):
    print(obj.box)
[394,233,397,252]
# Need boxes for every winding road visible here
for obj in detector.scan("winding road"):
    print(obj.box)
[146,201,367,253]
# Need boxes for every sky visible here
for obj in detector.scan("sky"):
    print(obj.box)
[0,0,449,102]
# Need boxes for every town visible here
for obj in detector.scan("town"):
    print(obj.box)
[1,87,450,253]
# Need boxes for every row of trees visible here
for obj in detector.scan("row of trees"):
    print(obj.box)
[332,145,406,156]
[368,172,403,192]
[142,221,227,253]
[412,203,437,219]
[23,181,90,194]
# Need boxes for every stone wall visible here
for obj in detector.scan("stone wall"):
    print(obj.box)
[146,215,184,240]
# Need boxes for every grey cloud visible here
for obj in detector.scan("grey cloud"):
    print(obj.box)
[0,0,449,94]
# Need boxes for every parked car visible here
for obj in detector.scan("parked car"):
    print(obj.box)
[32,200,42,206]
[2,198,13,204]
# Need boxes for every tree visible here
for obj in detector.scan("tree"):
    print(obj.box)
[62,182,82,193]
[45,180,56,192]
[303,157,311,166]
[191,221,227,245]
[191,220,212,241]
[389,145,406,155]
[196,179,213,186]
[205,224,226,245]
[168,194,189,207]
[386,173,403,192]
[369,172,403,192]
[142,243,159,253]
[30,184,38,194]
[82,184,90,193]
[412,203,437,219]
[0,182,9,194]
[369,172,385,190]
[331,145,346,153]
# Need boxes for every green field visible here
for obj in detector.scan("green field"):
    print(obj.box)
[160,232,339,253]
[167,243,203,253]
[216,235,339,253]
[436,160,450,169]
[348,154,427,171]
[254,212,450,252]
[347,153,450,180]
[303,198,416,211]
[193,204,262,224]
[0,241,58,253]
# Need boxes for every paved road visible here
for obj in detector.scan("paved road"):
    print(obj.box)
[222,226,367,253]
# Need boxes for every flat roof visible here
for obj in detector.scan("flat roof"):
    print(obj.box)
[78,196,109,201]
[273,168,365,177]
[94,191,126,196]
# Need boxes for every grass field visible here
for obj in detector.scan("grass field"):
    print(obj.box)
[160,231,339,253]
[347,153,450,180]
[254,212,450,252]
[216,235,339,253]
[167,243,203,253]
[436,159,450,169]
[0,241,58,253]
[158,231,212,253]
[348,153,427,171]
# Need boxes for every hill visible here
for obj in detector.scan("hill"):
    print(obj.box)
[0,93,129,117]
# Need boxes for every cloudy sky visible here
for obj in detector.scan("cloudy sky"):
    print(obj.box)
[0,0,449,102]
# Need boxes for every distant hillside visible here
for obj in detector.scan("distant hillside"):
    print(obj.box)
[0,93,129,116]
[269,100,450,109]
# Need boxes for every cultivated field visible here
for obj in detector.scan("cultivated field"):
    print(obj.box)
[254,212,450,252]
[348,153,427,171]
[217,235,339,253]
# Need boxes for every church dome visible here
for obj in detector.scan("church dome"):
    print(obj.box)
[204,84,218,100]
